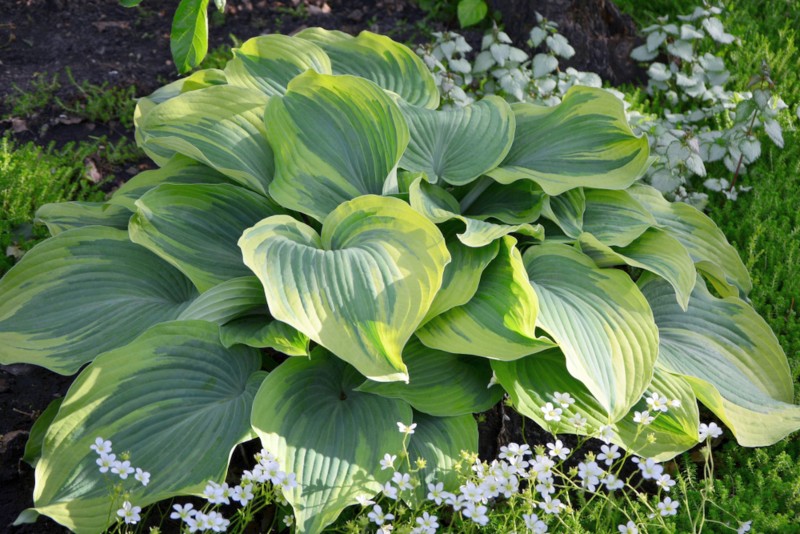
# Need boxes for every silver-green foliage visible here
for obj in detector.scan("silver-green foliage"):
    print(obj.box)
[1,27,797,534]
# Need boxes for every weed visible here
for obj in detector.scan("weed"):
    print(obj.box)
[54,68,138,129]
[2,72,61,119]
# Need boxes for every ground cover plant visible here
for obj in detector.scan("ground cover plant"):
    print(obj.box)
[2,15,799,533]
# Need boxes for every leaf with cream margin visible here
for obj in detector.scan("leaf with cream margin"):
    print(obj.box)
[177,276,265,323]
[219,314,310,356]
[138,84,273,196]
[640,273,800,446]
[523,243,659,420]
[628,183,751,297]
[540,188,585,238]
[33,321,264,534]
[576,229,695,310]
[251,349,410,533]
[265,70,409,221]
[459,178,545,225]
[35,202,131,235]
[417,235,555,360]
[487,86,650,195]
[293,27,353,45]
[409,178,543,247]
[398,96,515,185]
[581,189,657,247]
[492,348,700,461]
[224,34,332,96]
[0,227,197,375]
[239,195,450,383]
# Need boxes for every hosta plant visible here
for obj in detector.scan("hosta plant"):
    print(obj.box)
[2,28,798,534]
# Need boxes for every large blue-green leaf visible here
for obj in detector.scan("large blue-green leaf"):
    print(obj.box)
[265,70,409,221]
[0,227,198,374]
[177,276,266,323]
[399,96,515,185]
[581,189,656,247]
[524,243,659,420]
[487,86,650,195]
[417,236,555,360]
[356,337,502,417]
[239,195,450,382]
[640,274,800,446]
[225,34,332,96]
[459,178,545,224]
[219,314,310,356]
[33,321,264,533]
[129,183,283,292]
[251,349,410,533]
[35,202,131,235]
[541,188,585,238]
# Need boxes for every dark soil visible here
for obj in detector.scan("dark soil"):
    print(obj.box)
[0,1,648,532]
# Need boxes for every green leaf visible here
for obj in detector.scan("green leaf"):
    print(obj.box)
[35,202,131,235]
[640,274,800,446]
[409,178,544,247]
[23,397,63,468]
[457,0,488,27]
[628,184,751,297]
[417,235,555,360]
[356,337,502,417]
[220,315,310,356]
[319,31,440,109]
[487,86,650,195]
[138,84,273,196]
[541,188,585,238]
[239,195,450,382]
[32,321,263,534]
[171,0,210,74]
[399,96,515,185]
[265,70,409,221]
[251,349,410,533]
[177,276,266,323]
[523,243,659,420]
[577,229,696,310]
[293,27,354,45]
[129,183,283,292]
[459,178,545,225]
[406,412,477,504]
[145,69,228,105]
[0,227,198,374]
[581,189,656,247]
[119,0,144,6]
[225,34,332,96]
[493,349,700,461]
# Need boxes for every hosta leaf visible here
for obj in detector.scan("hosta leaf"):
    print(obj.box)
[460,179,545,225]
[177,276,265,323]
[577,229,695,310]
[23,397,63,468]
[628,184,751,297]
[219,314,310,356]
[265,70,409,221]
[640,274,800,446]
[410,178,544,247]
[493,349,700,461]
[417,236,555,360]
[399,96,515,185]
[541,188,585,238]
[145,69,228,105]
[251,349,410,533]
[33,321,264,534]
[523,243,659,420]
[107,156,230,212]
[487,86,650,195]
[35,202,131,235]
[239,195,449,382]
[138,85,273,195]
[293,27,353,45]
[356,337,502,417]
[581,189,656,247]
[406,413,478,504]
[225,34,332,96]
[319,31,439,109]
[129,183,283,292]
[424,222,499,321]
[0,227,197,374]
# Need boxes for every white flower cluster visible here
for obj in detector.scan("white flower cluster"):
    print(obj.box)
[90,437,149,526]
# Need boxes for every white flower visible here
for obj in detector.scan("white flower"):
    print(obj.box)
[116,501,141,525]
[111,460,134,479]
[539,497,562,515]
[499,442,531,459]
[524,512,548,533]
[377,525,394,534]
[546,440,570,461]
[552,391,575,408]
[281,472,297,490]
[597,444,621,466]
[598,425,614,443]
[368,505,394,526]
[170,503,196,521]
[232,483,254,506]
[256,448,276,464]
[618,520,639,533]
[356,494,376,507]
[567,414,587,428]
[646,392,669,413]
[380,453,396,471]
[577,461,604,491]
[541,402,562,422]
[535,479,555,496]
[392,471,414,491]
[283,515,294,527]
[633,410,654,425]
[134,467,150,486]
[638,458,664,480]
[463,502,489,525]
[415,511,439,533]
[90,437,112,455]
[96,452,116,473]
[604,474,625,491]
[738,520,753,534]
[397,422,417,434]
[658,496,680,516]
[203,481,231,505]
[699,422,723,440]
[206,511,229,533]
[427,482,445,504]
[669,399,682,408]
[383,480,398,500]
[656,473,676,492]
[460,480,484,503]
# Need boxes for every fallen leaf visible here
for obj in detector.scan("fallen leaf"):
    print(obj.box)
[84,158,103,183]
[92,21,131,31]
[11,118,27,133]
